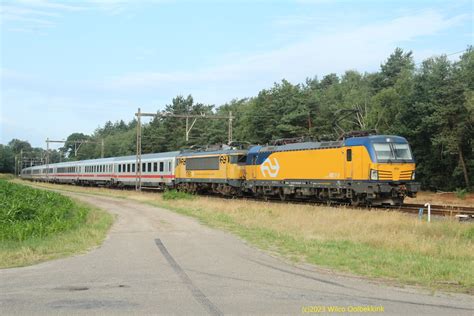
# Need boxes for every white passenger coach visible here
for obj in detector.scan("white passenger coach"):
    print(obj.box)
[20,151,180,189]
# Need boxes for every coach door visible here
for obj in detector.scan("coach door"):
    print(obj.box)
[345,148,353,179]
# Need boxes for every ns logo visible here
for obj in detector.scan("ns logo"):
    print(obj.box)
[260,157,280,178]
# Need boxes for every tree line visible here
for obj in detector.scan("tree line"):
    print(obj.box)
[1,48,472,191]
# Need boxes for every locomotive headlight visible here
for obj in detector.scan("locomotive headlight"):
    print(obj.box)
[370,169,378,180]
[412,171,415,180]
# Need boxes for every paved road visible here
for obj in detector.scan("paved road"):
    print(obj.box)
[1,192,473,315]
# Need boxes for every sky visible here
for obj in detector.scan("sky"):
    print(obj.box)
[0,0,472,148]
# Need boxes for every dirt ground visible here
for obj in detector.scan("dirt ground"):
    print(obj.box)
[406,191,474,207]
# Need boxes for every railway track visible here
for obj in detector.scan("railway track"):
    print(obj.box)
[216,192,474,219]
[395,203,474,217]
[229,195,474,219]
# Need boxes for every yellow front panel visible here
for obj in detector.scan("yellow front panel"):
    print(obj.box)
[371,163,415,181]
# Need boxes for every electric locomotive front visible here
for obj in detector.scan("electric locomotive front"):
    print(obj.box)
[244,135,419,205]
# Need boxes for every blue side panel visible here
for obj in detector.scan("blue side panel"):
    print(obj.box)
[246,146,262,165]
[255,152,272,164]
[246,145,273,165]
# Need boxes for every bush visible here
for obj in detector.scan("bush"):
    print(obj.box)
[455,188,467,200]
[162,190,195,201]
[0,180,88,241]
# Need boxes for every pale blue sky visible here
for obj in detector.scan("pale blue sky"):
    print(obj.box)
[0,0,472,148]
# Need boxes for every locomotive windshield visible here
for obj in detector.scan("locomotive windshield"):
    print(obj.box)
[373,142,413,162]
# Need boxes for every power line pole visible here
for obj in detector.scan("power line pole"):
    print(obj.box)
[46,138,50,181]
[14,155,18,176]
[46,139,105,159]
[135,108,142,191]
[228,111,233,144]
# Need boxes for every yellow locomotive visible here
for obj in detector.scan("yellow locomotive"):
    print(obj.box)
[244,135,418,205]
[175,149,247,195]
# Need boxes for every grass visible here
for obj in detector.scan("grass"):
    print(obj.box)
[0,173,15,180]
[14,180,474,293]
[162,189,196,200]
[0,180,113,268]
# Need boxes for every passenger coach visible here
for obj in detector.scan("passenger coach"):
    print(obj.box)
[21,151,179,189]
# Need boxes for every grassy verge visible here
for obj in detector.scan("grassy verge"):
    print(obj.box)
[0,180,113,268]
[14,181,474,293]
[151,196,474,294]
[0,173,15,180]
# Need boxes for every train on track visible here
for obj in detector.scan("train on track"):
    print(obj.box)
[20,134,420,205]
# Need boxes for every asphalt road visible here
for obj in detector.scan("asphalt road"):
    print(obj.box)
[1,192,473,315]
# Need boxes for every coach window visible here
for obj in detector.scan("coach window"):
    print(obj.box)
[132,164,135,172]
[347,149,352,162]
[159,162,164,172]
[154,162,158,172]
[127,164,130,173]
[147,162,151,173]
[118,164,121,173]
[169,161,172,172]
[141,163,146,172]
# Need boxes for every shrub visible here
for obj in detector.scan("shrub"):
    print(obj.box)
[162,190,195,201]
[455,188,467,200]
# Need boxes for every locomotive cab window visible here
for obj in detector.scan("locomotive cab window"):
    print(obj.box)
[392,143,413,160]
[230,155,247,165]
[346,149,352,162]
[373,143,394,161]
[373,142,413,162]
